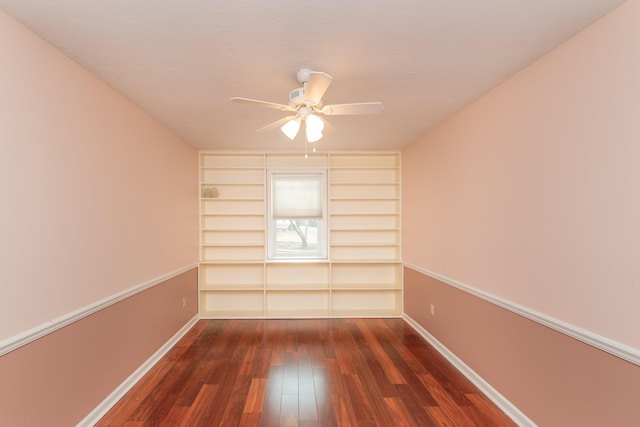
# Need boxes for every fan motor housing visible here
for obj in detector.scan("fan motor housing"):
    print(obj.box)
[289,87,306,106]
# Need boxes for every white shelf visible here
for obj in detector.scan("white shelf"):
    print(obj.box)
[265,309,331,318]
[330,309,400,318]
[330,259,402,264]
[199,151,402,319]
[266,286,330,291]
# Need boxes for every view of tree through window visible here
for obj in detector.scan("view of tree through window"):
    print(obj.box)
[275,219,319,254]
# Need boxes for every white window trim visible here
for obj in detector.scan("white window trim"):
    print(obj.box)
[266,169,328,260]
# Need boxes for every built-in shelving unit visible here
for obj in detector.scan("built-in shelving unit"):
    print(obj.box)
[328,153,402,316]
[199,153,266,317]
[199,151,401,318]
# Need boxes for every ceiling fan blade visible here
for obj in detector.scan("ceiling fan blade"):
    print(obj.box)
[230,97,294,112]
[305,71,333,105]
[321,102,384,116]
[256,116,297,133]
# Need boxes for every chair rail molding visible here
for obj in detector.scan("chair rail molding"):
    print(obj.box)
[0,263,199,357]
[403,263,640,367]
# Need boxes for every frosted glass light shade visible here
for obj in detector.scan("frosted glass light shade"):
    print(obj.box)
[306,114,324,133]
[306,128,323,143]
[281,119,301,140]
[305,114,324,142]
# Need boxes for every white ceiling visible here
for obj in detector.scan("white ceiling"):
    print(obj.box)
[0,0,626,151]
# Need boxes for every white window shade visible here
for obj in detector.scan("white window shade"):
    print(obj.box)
[272,174,323,219]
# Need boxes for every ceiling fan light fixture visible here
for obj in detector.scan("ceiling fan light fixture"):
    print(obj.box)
[306,113,324,133]
[231,68,384,151]
[306,128,323,143]
[305,113,324,143]
[281,118,300,140]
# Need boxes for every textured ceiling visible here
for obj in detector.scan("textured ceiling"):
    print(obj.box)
[0,0,626,151]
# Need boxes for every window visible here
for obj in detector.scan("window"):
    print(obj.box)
[267,171,327,259]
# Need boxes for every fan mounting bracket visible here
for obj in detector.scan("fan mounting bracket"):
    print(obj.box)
[296,68,312,85]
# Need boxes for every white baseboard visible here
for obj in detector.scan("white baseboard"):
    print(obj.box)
[403,314,536,427]
[77,314,200,427]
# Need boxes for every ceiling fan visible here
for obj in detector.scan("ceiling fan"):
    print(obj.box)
[230,68,383,147]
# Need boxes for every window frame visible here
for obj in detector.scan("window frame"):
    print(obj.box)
[266,169,328,260]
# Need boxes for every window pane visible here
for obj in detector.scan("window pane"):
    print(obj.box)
[275,219,320,256]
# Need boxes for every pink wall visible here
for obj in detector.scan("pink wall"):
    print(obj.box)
[0,268,198,426]
[404,268,640,426]
[0,10,199,341]
[402,0,640,349]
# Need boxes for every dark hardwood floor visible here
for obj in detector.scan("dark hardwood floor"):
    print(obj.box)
[97,318,516,426]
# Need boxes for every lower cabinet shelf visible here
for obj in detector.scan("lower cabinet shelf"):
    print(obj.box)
[198,261,402,318]
[266,290,330,317]
[199,289,265,318]
[331,289,402,317]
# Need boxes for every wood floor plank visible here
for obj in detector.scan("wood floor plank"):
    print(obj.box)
[158,405,189,426]
[351,363,398,426]
[326,358,359,426]
[384,396,419,427]
[394,383,440,427]
[260,365,284,427]
[343,373,375,424]
[244,378,268,414]
[297,354,318,423]
[219,374,253,426]
[425,406,458,427]
[354,318,406,384]
[280,394,298,427]
[312,366,339,427]
[465,393,516,426]
[239,412,262,427]
[178,384,219,427]
[96,319,517,427]
[417,372,477,427]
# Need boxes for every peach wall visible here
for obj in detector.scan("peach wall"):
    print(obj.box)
[0,268,198,427]
[0,10,198,341]
[404,267,640,426]
[402,0,640,349]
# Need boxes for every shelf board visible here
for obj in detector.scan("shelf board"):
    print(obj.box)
[331,284,402,290]
[265,259,329,264]
[330,260,401,265]
[266,309,331,318]
[200,310,265,319]
[329,259,401,264]
[330,309,401,318]
[266,286,330,291]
